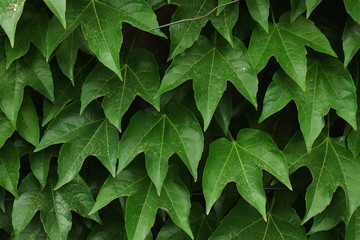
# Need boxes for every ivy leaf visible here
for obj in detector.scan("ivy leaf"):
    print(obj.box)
[0,111,14,149]
[0,141,19,198]
[344,0,360,24]
[0,0,25,47]
[305,0,322,18]
[156,36,258,130]
[343,17,360,67]
[35,102,119,189]
[90,164,193,240]
[44,0,66,28]
[203,129,292,220]
[245,0,269,32]
[0,47,54,127]
[249,12,336,90]
[284,133,360,223]
[12,173,100,240]
[290,0,306,22]
[209,200,307,239]
[81,49,160,131]
[117,104,203,194]
[260,57,357,152]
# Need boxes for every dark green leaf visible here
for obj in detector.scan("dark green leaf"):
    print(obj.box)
[0,111,14,149]
[343,17,360,67]
[88,212,126,240]
[245,0,269,32]
[290,0,306,22]
[0,141,19,198]
[0,0,25,47]
[16,215,49,240]
[344,0,360,24]
[44,0,66,28]
[305,0,322,18]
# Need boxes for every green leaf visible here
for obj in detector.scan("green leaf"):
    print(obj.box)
[245,0,269,32]
[344,0,360,24]
[16,215,49,240]
[117,104,203,193]
[157,36,258,130]
[305,0,322,18]
[81,49,160,130]
[260,57,357,151]
[0,0,25,47]
[0,111,14,149]
[343,17,360,67]
[17,94,40,146]
[284,134,360,223]
[88,212,127,240]
[0,141,19,198]
[347,207,360,240]
[290,0,306,22]
[0,47,54,127]
[5,8,49,68]
[12,173,100,239]
[209,200,307,240]
[90,164,193,240]
[44,0,66,28]
[168,0,216,59]
[203,129,292,220]
[249,12,336,90]
[214,90,232,134]
[36,102,119,189]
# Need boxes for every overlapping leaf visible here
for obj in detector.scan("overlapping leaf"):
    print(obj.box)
[249,12,336,90]
[290,0,306,22]
[260,57,357,151]
[35,102,118,189]
[157,36,258,130]
[284,133,360,223]
[0,141,19,198]
[0,111,14,149]
[203,129,292,220]
[81,49,160,131]
[343,17,360,67]
[344,0,360,24]
[46,0,164,78]
[12,173,100,240]
[245,0,269,32]
[117,104,203,193]
[90,164,193,240]
[306,0,322,18]
[209,200,307,239]
[44,0,66,28]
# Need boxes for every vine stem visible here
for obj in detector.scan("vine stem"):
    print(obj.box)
[148,0,240,31]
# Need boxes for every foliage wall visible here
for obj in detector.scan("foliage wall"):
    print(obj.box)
[0,0,360,239]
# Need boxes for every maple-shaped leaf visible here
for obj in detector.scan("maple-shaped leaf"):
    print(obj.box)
[203,129,292,220]
[81,49,160,131]
[284,133,360,223]
[0,47,54,127]
[344,0,360,24]
[35,102,118,189]
[90,164,193,240]
[156,36,258,130]
[0,141,19,198]
[117,104,203,194]
[46,0,164,78]
[44,0,66,28]
[12,173,100,240]
[209,200,307,240]
[249,12,336,90]
[0,0,25,47]
[343,17,360,67]
[260,57,357,152]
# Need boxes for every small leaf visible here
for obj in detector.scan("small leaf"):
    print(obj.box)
[117,104,203,193]
[81,49,160,130]
[36,102,119,189]
[343,17,360,67]
[214,90,232,134]
[290,0,306,22]
[0,0,26,47]
[249,12,336,90]
[12,173,100,239]
[209,200,307,239]
[305,0,322,18]
[44,0,66,28]
[344,0,360,24]
[0,141,19,198]
[91,164,193,240]
[157,36,258,130]
[88,212,127,239]
[245,0,269,32]
[203,129,291,220]
[284,133,360,223]
[260,57,357,152]
[0,111,14,149]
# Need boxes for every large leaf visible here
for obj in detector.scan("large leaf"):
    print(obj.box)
[203,129,292,220]
[90,164,193,240]
[81,49,160,131]
[0,0,26,47]
[209,200,307,239]
[12,173,100,240]
[117,104,203,193]
[249,12,336,90]
[343,17,360,67]
[260,57,357,151]
[344,0,360,24]
[0,141,19,197]
[35,102,118,189]
[284,133,360,223]
[156,36,258,130]
[0,47,54,127]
